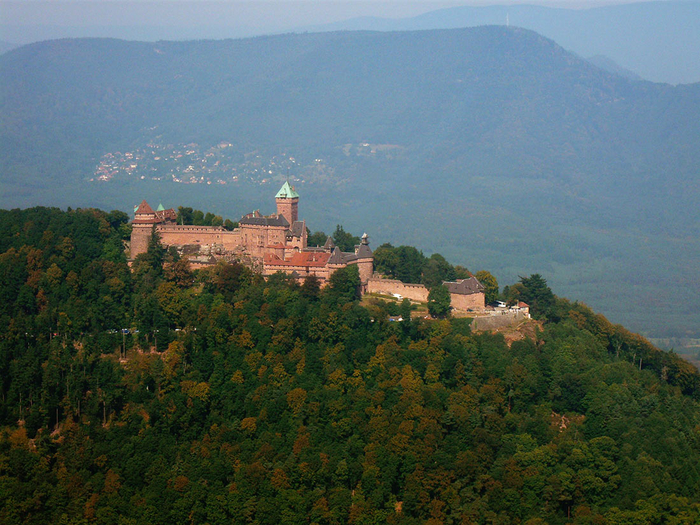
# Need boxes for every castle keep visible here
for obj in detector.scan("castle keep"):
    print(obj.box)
[130,182,373,287]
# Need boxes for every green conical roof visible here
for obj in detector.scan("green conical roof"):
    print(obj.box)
[157,203,165,211]
[275,181,299,199]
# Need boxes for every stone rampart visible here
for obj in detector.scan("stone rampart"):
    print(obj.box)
[471,310,529,331]
[451,292,486,312]
[157,225,241,251]
[366,278,429,302]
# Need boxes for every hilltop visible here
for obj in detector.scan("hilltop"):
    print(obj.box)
[303,1,700,85]
[1,27,699,340]
[1,205,700,524]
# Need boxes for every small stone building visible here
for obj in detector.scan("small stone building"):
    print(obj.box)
[367,275,486,312]
[443,277,486,311]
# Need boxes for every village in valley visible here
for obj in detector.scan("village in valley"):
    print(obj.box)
[90,141,403,186]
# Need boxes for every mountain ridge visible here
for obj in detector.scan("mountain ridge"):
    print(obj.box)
[298,1,700,85]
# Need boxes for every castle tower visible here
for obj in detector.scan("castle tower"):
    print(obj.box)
[275,181,300,225]
[355,233,374,289]
[130,200,157,258]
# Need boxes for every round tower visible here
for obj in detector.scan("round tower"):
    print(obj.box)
[355,233,374,290]
[130,200,157,258]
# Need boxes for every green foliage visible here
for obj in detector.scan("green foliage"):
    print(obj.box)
[1,207,700,524]
[332,225,360,252]
[428,284,451,318]
[375,244,462,290]
[177,206,233,228]
[454,265,471,280]
[374,243,426,284]
[325,264,361,304]
[307,231,328,247]
[422,253,456,289]
[519,273,556,320]
[475,270,499,304]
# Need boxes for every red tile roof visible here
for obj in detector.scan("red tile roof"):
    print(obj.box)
[135,200,154,214]
[264,251,331,267]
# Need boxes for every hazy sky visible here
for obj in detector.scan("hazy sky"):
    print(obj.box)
[0,0,661,43]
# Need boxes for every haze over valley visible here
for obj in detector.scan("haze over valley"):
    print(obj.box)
[1,25,699,343]
[3,4,700,522]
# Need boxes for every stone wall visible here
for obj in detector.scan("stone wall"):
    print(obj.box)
[130,225,151,258]
[366,278,430,302]
[157,225,241,251]
[451,292,485,312]
[276,198,298,225]
[471,310,529,331]
[263,263,332,284]
[238,224,287,258]
[356,259,374,287]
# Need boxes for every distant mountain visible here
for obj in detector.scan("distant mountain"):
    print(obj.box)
[0,40,18,55]
[1,28,699,339]
[301,2,700,85]
[586,55,642,81]
[2,29,698,188]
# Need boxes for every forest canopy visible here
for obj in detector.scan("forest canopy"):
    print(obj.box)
[1,207,699,524]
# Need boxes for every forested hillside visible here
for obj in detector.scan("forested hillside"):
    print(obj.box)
[1,207,699,524]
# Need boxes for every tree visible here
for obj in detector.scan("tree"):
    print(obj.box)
[374,244,426,283]
[165,258,194,288]
[373,243,400,277]
[399,298,412,322]
[326,265,361,303]
[203,212,216,226]
[454,265,471,279]
[301,274,321,300]
[428,284,451,318]
[332,225,360,252]
[177,206,193,225]
[502,283,525,306]
[519,274,555,320]
[422,253,456,289]
[208,261,252,302]
[395,246,426,284]
[475,270,499,305]
[106,210,129,231]
[307,231,328,247]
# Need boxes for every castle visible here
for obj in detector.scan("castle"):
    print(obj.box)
[131,183,487,312]
[130,182,374,288]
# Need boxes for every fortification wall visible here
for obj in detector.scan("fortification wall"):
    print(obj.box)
[239,224,287,258]
[366,278,429,302]
[451,292,485,312]
[356,259,374,286]
[156,225,241,250]
[471,310,529,331]
[130,226,151,258]
[263,264,332,284]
